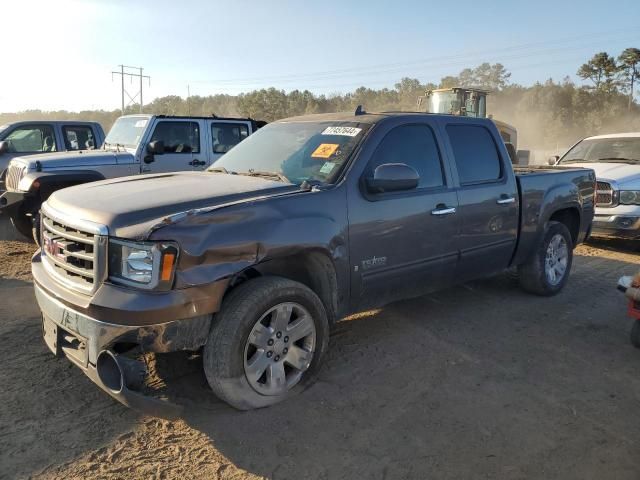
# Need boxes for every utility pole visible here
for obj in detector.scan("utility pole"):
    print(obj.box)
[111,65,151,114]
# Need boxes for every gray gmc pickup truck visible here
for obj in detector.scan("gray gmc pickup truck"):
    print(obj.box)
[32,111,595,416]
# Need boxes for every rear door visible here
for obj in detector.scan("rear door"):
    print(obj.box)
[145,119,205,173]
[442,119,518,281]
[61,124,100,150]
[348,118,460,310]
[207,120,251,166]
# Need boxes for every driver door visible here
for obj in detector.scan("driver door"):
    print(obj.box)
[144,119,206,173]
[348,121,460,310]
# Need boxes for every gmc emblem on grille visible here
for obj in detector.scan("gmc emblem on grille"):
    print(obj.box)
[44,237,64,260]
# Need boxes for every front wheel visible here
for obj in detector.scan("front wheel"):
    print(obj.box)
[9,213,34,243]
[203,276,329,410]
[518,221,573,296]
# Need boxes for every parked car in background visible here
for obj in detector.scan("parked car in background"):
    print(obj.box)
[0,114,263,242]
[0,120,105,184]
[552,132,640,240]
[31,111,594,416]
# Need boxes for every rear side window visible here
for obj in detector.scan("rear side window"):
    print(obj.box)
[4,125,56,153]
[150,121,200,153]
[212,122,249,154]
[368,124,444,189]
[446,125,502,184]
[63,125,96,150]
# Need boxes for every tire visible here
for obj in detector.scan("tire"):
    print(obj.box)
[630,321,640,349]
[518,221,573,296]
[203,276,330,410]
[9,214,34,243]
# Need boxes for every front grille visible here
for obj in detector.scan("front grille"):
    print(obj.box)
[41,213,102,293]
[595,181,615,207]
[5,164,24,191]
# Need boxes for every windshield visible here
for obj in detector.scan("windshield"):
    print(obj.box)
[210,121,370,185]
[0,124,8,136]
[560,137,640,164]
[104,116,150,148]
[428,92,462,115]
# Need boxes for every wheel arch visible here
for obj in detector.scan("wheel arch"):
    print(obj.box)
[227,250,340,324]
[29,170,106,204]
[548,206,581,247]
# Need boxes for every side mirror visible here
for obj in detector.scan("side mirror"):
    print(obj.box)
[366,163,419,193]
[0,141,9,154]
[147,140,164,155]
[548,155,559,165]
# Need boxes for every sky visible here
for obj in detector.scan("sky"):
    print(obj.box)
[1,0,639,113]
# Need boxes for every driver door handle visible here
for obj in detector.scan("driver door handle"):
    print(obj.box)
[431,205,457,216]
[189,159,206,167]
[497,195,516,205]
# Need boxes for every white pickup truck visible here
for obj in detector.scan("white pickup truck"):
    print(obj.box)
[0,114,264,241]
[552,132,640,240]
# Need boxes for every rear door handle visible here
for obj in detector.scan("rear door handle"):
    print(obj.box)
[431,205,457,216]
[497,195,516,205]
[189,159,206,167]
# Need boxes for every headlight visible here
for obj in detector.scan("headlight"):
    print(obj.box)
[108,239,178,290]
[619,191,640,205]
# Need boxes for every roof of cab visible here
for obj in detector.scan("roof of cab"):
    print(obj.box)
[275,110,455,124]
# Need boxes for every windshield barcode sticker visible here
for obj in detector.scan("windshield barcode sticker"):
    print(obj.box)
[322,126,362,137]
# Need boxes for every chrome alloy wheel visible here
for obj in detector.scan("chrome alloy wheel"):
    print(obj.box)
[545,233,568,286]
[243,302,316,396]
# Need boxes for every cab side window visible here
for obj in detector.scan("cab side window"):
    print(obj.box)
[63,125,96,150]
[212,123,249,154]
[446,125,502,184]
[368,124,444,189]
[151,121,200,153]
[4,125,57,153]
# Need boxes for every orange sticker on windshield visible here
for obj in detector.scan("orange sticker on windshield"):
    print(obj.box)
[311,143,339,159]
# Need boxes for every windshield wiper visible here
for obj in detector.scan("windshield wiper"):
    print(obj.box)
[208,166,234,174]
[240,170,291,184]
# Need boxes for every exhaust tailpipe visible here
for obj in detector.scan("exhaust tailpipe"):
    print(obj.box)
[96,350,146,393]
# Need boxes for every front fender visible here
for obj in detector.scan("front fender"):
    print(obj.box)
[18,170,106,194]
[147,188,350,313]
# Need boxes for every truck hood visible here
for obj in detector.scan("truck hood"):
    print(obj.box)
[13,149,134,170]
[46,172,298,238]
[561,162,640,189]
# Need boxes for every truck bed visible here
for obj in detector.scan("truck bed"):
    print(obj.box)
[511,165,596,267]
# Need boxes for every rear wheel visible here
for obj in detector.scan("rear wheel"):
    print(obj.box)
[203,276,329,410]
[519,221,573,296]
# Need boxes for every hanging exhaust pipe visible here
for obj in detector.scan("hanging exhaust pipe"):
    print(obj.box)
[90,350,183,419]
[96,350,146,393]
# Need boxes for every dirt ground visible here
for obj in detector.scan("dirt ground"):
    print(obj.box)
[1,238,640,480]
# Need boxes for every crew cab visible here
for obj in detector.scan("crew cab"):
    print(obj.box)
[31,111,595,417]
[551,132,640,240]
[0,114,263,242]
[0,120,105,182]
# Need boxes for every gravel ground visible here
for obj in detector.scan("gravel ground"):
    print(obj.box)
[1,238,639,480]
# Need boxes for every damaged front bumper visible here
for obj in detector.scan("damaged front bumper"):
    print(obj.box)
[35,281,211,418]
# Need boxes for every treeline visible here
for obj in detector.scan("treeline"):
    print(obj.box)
[2,49,639,150]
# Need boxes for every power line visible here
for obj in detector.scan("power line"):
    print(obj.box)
[111,65,151,114]
[190,28,638,86]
